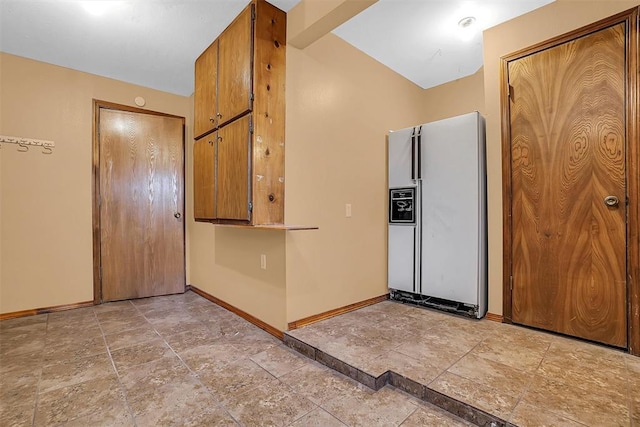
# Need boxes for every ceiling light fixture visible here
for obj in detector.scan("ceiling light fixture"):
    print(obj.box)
[458,16,476,29]
[457,16,477,42]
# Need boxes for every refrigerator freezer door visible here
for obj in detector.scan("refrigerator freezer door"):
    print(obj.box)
[420,112,484,307]
[388,127,419,293]
[388,127,415,188]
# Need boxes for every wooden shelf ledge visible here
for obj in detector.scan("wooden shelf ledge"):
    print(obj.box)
[211,223,318,231]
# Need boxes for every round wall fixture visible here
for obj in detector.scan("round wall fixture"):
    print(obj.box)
[134,96,146,107]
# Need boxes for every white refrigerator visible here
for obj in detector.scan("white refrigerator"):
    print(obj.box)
[387,111,487,318]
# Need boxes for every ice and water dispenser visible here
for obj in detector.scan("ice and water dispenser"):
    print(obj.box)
[389,187,416,224]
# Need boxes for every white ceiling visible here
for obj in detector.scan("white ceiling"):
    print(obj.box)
[0,0,553,96]
[334,0,554,89]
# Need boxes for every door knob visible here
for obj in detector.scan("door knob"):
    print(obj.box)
[174,212,182,219]
[604,196,619,207]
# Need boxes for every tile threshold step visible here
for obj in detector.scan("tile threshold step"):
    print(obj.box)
[283,333,514,427]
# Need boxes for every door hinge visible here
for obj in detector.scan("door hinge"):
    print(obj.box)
[248,202,253,212]
[250,93,255,101]
[508,84,514,100]
[510,276,513,290]
[249,117,254,134]
[251,4,256,20]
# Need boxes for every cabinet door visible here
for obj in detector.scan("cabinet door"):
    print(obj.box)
[218,4,253,125]
[217,115,251,221]
[194,40,218,139]
[193,137,216,219]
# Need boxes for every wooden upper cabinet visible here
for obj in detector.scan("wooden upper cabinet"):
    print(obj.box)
[251,0,286,225]
[218,5,253,126]
[193,0,286,225]
[193,137,216,219]
[194,40,218,139]
[217,115,251,221]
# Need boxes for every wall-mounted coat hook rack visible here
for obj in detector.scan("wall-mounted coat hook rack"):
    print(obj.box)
[0,135,55,154]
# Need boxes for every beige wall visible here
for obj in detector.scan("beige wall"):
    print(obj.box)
[284,33,429,323]
[420,67,485,122]
[0,53,191,314]
[483,0,640,315]
[187,224,288,330]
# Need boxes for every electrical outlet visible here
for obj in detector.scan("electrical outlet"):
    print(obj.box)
[260,254,267,270]
[345,203,352,218]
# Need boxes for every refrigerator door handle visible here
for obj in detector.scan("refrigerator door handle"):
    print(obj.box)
[411,127,416,180]
[417,125,423,180]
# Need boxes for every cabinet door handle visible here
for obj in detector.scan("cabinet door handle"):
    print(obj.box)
[209,117,215,123]
[217,136,223,142]
[216,113,223,119]
[174,212,182,219]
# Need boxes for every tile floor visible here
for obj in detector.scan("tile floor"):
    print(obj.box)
[286,301,640,427]
[0,291,470,427]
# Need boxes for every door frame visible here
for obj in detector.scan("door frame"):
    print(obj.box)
[500,8,640,355]
[92,100,187,304]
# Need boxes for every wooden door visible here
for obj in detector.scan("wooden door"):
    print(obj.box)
[507,24,627,347]
[98,106,185,302]
[217,114,251,221]
[218,3,253,126]
[194,40,218,139]
[193,137,216,220]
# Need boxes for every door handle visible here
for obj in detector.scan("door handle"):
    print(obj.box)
[174,212,182,219]
[604,195,619,207]
[411,128,416,180]
[416,125,422,180]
